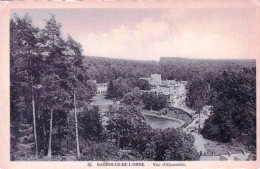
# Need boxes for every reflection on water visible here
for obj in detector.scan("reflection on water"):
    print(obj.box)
[144,115,182,130]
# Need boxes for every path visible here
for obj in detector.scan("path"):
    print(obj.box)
[182,106,212,154]
[191,132,207,154]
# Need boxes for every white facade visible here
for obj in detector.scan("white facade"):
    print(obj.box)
[140,74,178,87]
[161,80,176,86]
[150,74,162,86]
[139,74,187,105]
[96,83,108,95]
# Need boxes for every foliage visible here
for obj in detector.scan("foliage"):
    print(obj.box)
[78,106,104,143]
[201,68,256,151]
[10,14,95,158]
[135,79,151,90]
[159,128,199,161]
[84,56,161,83]
[143,128,199,161]
[141,92,168,111]
[106,106,151,151]
[106,78,129,100]
[81,141,120,161]
[122,87,142,106]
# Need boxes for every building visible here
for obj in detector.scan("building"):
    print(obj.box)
[200,151,254,161]
[96,83,108,95]
[150,74,162,86]
[161,79,176,86]
[140,74,180,87]
[141,86,178,105]
[87,80,108,96]
[140,74,162,86]
[139,74,185,105]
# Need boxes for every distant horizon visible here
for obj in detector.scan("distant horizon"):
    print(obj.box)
[85,55,256,62]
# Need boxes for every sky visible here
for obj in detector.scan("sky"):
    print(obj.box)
[11,8,256,61]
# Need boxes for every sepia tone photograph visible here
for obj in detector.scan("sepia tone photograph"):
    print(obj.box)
[9,8,256,162]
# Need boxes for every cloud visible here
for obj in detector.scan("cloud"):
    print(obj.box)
[13,9,253,61]
[83,18,172,60]
[81,13,248,61]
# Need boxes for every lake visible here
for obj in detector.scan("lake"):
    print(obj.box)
[144,114,183,130]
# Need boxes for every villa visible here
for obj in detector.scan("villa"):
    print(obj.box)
[140,74,162,86]
[96,83,108,95]
[140,74,187,105]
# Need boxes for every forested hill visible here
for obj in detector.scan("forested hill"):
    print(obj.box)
[84,56,160,83]
[83,56,256,82]
[159,57,256,81]
[159,57,255,68]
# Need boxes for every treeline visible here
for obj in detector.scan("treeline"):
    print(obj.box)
[159,57,255,81]
[186,67,256,153]
[84,56,160,83]
[82,56,255,83]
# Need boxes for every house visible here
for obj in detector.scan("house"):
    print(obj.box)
[150,74,162,86]
[200,151,254,161]
[96,83,108,95]
[139,74,186,105]
[140,74,162,86]
[87,80,108,96]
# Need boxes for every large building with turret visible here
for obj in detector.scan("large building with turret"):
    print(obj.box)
[140,74,187,106]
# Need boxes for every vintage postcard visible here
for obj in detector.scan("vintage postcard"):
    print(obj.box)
[0,0,259,168]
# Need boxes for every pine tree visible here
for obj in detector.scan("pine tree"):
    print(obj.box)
[40,14,71,158]
[10,13,42,158]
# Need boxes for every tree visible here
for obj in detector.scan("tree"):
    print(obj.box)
[122,88,142,106]
[39,14,72,158]
[78,106,104,143]
[141,93,168,111]
[136,79,151,90]
[66,35,82,160]
[123,93,135,105]
[10,13,97,160]
[106,80,115,99]
[143,137,157,160]
[10,13,42,157]
[106,77,133,100]
[156,128,199,161]
[106,106,151,151]
[81,142,120,161]
[186,79,210,133]
[201,68,256,152]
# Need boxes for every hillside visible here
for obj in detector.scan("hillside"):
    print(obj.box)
[83,56,256,82]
